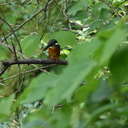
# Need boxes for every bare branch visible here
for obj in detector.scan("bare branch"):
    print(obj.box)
[0,59,68,76]
[2,59,68,65]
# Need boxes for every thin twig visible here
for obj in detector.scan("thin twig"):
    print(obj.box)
[0,78,15,86]
[0,65,55,82]
[39,4,50,41]
[44,1,62,38]
[39,0,50,23]
[2,32,13,53]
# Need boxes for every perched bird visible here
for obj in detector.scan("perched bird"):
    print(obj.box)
[43,39,60,61]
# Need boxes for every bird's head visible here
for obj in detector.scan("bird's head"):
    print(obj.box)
[43,39,58,51]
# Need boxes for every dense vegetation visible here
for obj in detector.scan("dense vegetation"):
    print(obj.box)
[0,0,128,127]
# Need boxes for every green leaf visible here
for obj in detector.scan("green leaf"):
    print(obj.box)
[67,3,84,15]
[85,80,113,113]
[74,67,100,103]
[94,23,126,64]
[0,94,14,120]
[91,80,112,102]
[71,11,88,20]
[19,73,57,104]
[67,0,88,15]
[5,12,18,24]
[69,40,101,63]
[48,31,76,47]
[88,104,117,123]
[88,20,103,32]
[21,35,40,57]
[110,44,128,83]
[92,2,108,19]
[22,109,50,128]
[80,0,88,9]
[100,8,111,20]
[100,25,126,64]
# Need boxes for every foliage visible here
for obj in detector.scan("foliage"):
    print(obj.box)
[0,0,128,127]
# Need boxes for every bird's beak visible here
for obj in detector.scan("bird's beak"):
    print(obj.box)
[43,42,54,51]
[42,44,50,51]
[43,42,57,51]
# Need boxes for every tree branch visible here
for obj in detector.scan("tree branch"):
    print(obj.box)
[0,65,10,76]
[0,59,68,76]
[2,59,68,65]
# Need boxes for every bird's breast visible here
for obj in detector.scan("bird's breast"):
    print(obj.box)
[48,45,60,59]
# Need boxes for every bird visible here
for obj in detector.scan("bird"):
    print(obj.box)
[43,39,60,61]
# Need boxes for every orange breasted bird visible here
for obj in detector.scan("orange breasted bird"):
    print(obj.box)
[43,39,60,61]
